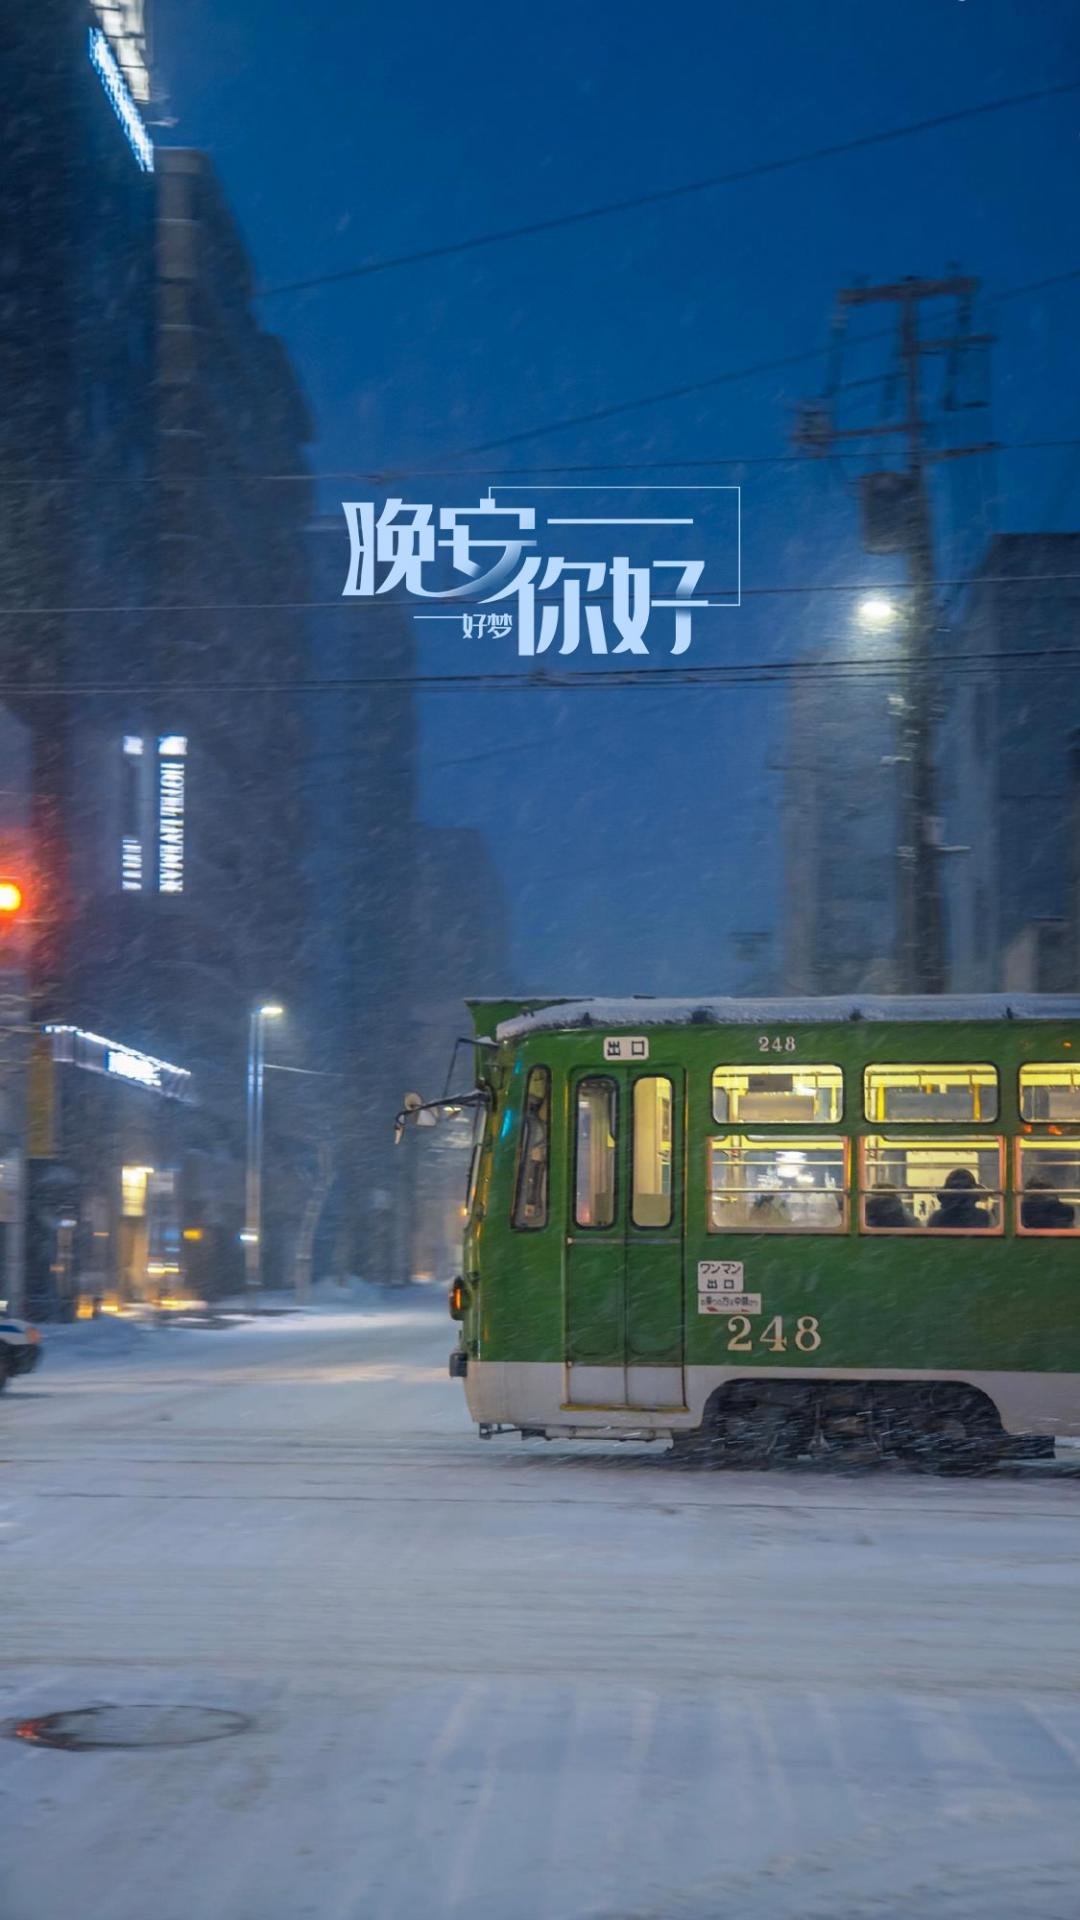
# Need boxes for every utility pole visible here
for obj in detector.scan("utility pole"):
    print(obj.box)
[795,275,995,993]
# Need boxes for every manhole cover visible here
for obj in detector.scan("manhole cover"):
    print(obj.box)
[10,1705,252,1750]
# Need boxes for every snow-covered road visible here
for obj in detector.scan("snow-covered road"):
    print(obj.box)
[2,1299,1078,1920]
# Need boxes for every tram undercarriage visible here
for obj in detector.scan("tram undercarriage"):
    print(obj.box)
[674,1379,1055,1471]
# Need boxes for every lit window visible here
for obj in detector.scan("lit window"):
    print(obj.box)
[574,1078,617,1229]
[713,1064,842,1124]
[157,735,187,757]
[512,1067,550,1231]
[121,1164,153,1218]
[1019,1063,1080,1123]
[708,1136,848,1233]
[120,735,145,891]
[1015,1139,1080,1234]
[864,1064,999,1124]
[632,1076,673,1228]
[860,1137,1003,1233]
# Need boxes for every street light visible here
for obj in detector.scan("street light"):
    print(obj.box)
[856,594,900,631]
[244,1003,283,1289]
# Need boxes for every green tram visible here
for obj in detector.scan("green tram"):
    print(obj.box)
[403,995,1080,1465]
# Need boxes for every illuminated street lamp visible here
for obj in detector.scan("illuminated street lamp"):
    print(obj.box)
[244,1003,283,1289]
[0,879,24,915]
[856,594,900,632]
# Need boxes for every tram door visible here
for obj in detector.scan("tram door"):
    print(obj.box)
[564,1067,686,1410]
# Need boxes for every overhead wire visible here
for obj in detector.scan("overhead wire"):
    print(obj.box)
[257,82,1080,299]
[4,641,1080,697]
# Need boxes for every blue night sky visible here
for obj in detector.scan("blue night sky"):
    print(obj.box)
[156,0,1080,993]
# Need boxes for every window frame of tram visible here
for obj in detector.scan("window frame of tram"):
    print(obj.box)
[1019,1062,1080,1123]
[859,1136,1006,1234]
[712,1063,843,1126]
[510,1066,551,1232]
[706,1135,850,1233]
[1014,1138,1080,1235]
[573,1075,618,1230]
[863,1063,1000,1125]
[631,1075,674,1230]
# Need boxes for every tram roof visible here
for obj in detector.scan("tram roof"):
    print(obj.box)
[486,994,1080,1041]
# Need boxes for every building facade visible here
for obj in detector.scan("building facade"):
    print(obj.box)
[941,535,1080,992]
[306,523,418,1283]
[781,655,900,995]
[3,8,318,1309]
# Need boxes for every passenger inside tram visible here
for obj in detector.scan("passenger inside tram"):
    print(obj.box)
[865,1182,914,1229]
[1020,1177,1075,1230]
[928,1167,994,1230]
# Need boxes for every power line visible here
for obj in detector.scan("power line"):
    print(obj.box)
[3,571,1078,616]
[457,267,1080,456]
[258,81,1080,299]
[3,641,1080,696]
[4,437,1080,489]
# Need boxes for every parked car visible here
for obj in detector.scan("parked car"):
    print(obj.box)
[0,1308,42,1389]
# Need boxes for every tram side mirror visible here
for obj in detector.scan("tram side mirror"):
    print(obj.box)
[394,1092,439,1145]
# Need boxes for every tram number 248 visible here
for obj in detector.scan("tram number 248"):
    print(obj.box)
[727,1314,822,1353]
[757,1033,797,1053]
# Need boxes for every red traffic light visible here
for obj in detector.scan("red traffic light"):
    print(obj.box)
[0,879,24,915]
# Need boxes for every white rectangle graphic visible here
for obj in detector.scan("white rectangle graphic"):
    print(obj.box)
[699,1291,762,1316]
[603,1036,649,1061]
[698,1260,745,1290]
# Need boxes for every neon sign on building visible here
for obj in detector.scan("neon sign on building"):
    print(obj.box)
[88,26,153,173]
[157,736,186,894]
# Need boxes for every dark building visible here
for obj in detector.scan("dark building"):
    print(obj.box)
[1067,728,1080,990]
[2,0,156,1003]
[941,534,1080,992]
[409,827,509,1281]
[3,8,318,1309]
[781,649,900,994]
[306,521,418,1284]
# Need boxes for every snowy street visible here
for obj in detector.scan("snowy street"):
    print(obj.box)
[2,1296,1079,1920]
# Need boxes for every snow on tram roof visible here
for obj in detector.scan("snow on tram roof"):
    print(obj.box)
[493,994,1080,1040]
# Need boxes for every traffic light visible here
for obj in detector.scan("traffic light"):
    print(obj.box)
[0,879,24,916]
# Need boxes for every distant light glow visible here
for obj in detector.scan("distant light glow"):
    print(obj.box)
[88,27,153,172]
[91,2,151,103]
[857,594,899,631]
[107,1046,160,1089]
[46,1025,191,1100]
[123,735,144,756]
[158,735,187,757]
[259,1004,284,1019]
[121,835,142,891]
[0,880,24,914]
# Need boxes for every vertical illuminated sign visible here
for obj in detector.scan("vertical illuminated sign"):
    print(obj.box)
[88,27,154,173]
[157,736,187,894]
[121,735,144,891]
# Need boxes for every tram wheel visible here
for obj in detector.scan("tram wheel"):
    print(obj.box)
[699,1383,815,1468]
[893,1386,1004,1475]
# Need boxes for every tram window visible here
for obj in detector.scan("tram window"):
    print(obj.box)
[512,1067,551,1231]
[707,1136,848,1232]
[574,1078,617,1229]
[1016,1139,1080,1234]
[864,1064,998,1123]
[1019,1063,1080,1122]
[860,1137,1004,1232]
[712,1064,842,1124]
[632,1077,673,1228]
